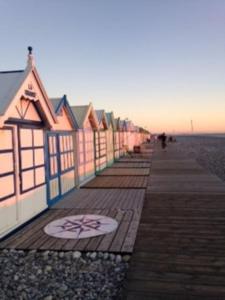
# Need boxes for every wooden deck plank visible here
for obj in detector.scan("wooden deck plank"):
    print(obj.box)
[118,158,151,163]
[111,162,151,168]
[85,209,116,251]
[122,210,142,252]
[52,189,145,210]
[110,210,133,252]
[98,168,150,176]
[82,176,148,189]
[96,210,125,252]
[0,210,62,249]
[124,144,225,299]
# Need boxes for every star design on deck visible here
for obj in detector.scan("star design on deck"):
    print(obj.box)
[55,215,109,238]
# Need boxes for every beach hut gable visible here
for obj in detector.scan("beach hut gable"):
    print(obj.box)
[95,110,108,130]
[0,63,57,129]
[85,106,99,130]
[106,112,116,131]
[50,95,78,130]
[71,104,98,130]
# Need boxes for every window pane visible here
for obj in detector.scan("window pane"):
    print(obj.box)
[50,157,55,176]
[0,153,13,174]
[54,157,58,173]
[70,152,74,167]
[60,154,65,171]
[20,128,32,147]
[48,137,53,154]
[59,135,64,152]
[0,175,15,199]
[0,175,14,199]
[22,170,34,191]
[0,129,12,150]
[21,150,33,169]
[33,129,44,146]
[69,135,73,150]
[52,137,57,154]
[35,167,45,185]
[34,148,44,166]
[50,156,58,176]
[64,154,68,170]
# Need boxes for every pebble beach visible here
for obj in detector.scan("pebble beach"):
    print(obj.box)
[0,249,130,300]
[176,135,225,182]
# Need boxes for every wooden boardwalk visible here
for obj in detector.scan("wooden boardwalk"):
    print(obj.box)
[118,158,152,163]
[124,144,225,300]
[0,208,143,253]
[82,175,148,189]
[98,168,150,176]
[0,147,151,253]
[111,162,151,168]
[53,189,145,210]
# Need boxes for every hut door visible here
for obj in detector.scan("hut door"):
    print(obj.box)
[47,132,75,206]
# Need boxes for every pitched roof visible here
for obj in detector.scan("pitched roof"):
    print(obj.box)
[95,109,108,129]
[0,70,28,115]
[119,119,126,130]
[105,112,112,124]
[95,110,105,125]
[50,97,62,113]
[50,95,78,128]
[106,112,116,131]
[70,105,90,129]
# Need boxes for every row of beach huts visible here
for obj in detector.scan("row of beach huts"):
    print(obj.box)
[0,49,150,239]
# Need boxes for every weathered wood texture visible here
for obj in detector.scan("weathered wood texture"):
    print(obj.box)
[0,188,145,253]
[124,144,225,300]
[52,189,145,210]
[0,208,142,253]
[118,158,151,163]
[82,176,148,189]
[98,168,150,176]
[111,162,151,168]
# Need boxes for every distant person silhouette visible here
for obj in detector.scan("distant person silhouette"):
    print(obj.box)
[158,132,167,149]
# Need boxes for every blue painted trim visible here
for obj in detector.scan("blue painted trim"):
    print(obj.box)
[46,131,76,206]
[54,95,79,129]
[0,127,16,202]
[47,184,77,207]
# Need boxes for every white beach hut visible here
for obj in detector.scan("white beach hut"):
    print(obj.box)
[0,48,59,238]
[48,95,78,205]
[71,103,99,185]
[113,117,120,160]
[105,112,116,166]
[95,110,109,173]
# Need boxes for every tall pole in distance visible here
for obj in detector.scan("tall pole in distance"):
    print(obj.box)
[191,119,194,134]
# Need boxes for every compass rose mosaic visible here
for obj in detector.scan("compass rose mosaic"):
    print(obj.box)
[44,214,118,239]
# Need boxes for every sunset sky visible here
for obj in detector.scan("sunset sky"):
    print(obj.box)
[0,0,225,133]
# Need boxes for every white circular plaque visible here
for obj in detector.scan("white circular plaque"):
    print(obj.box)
[44,214,118,239]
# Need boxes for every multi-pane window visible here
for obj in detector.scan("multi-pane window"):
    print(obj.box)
[48,133,74,179]
[114,132,119,151]
[95,130,107,171]
[95,132,100,159]
[0,128,15,201]
[19,128,45,193]
[84,130,94,162]
[59,133,74,173]
[78,131,84,165]
[48,135,58,178]
[99,131,106,158]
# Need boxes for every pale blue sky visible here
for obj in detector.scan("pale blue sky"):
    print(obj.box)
[1,0,225,133]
